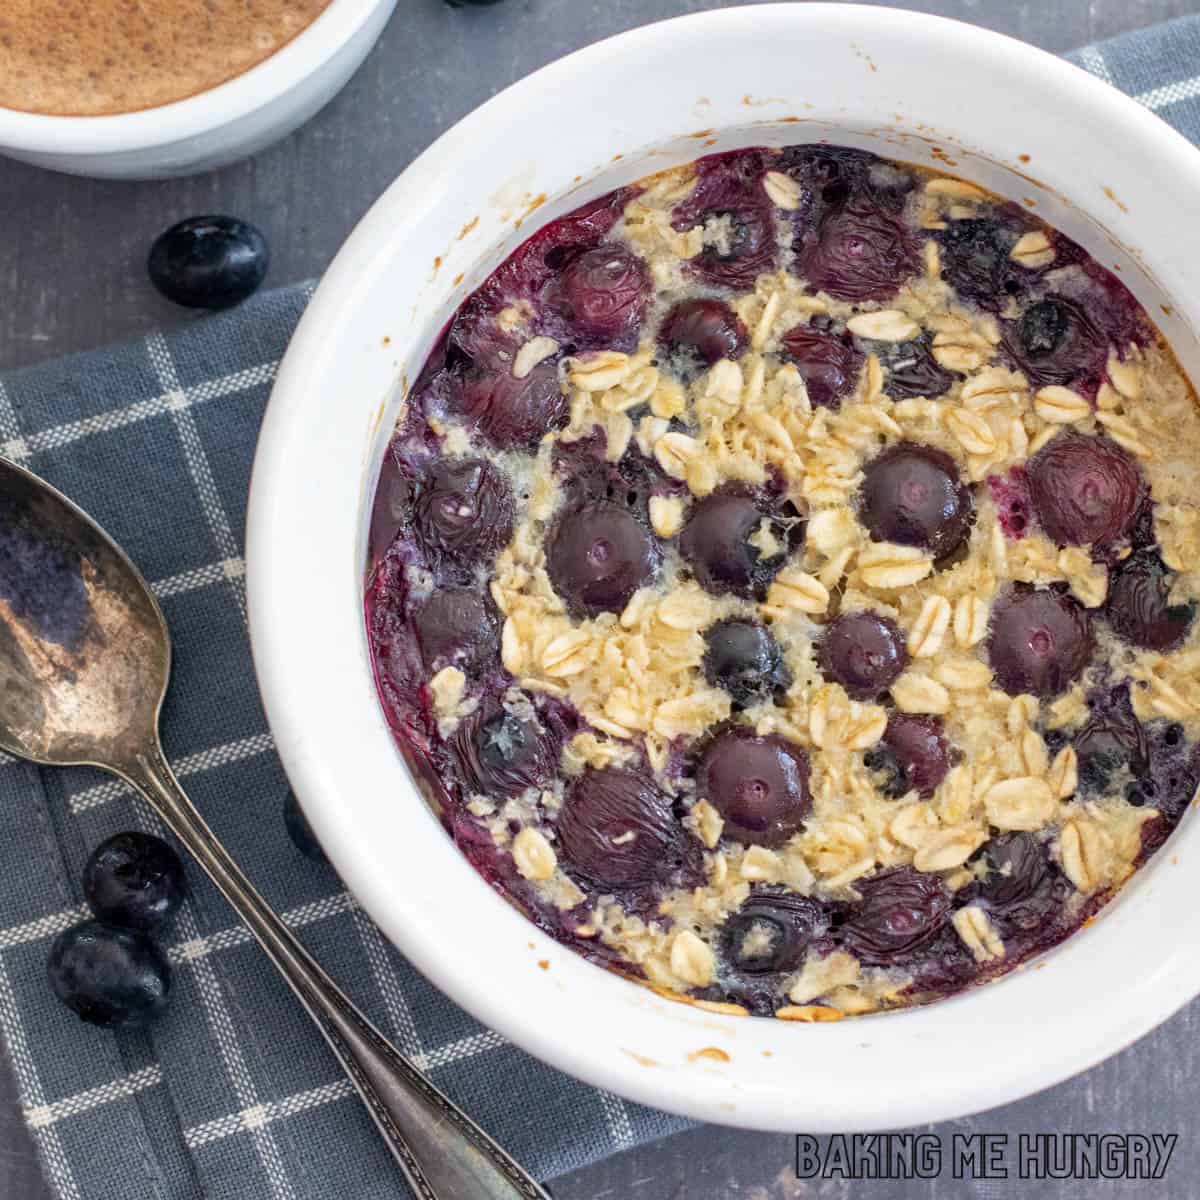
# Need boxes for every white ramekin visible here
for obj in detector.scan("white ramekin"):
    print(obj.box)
[0,0,396,179]
[247,5,1200,1132]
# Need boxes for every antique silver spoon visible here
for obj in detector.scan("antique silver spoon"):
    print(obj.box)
[0,456,549,1200]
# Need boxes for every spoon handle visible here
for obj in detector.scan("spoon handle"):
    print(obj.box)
[121,744,550,1200]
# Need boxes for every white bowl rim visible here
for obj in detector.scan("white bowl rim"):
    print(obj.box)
[247,3,1200,1132]
[0,0,383,153]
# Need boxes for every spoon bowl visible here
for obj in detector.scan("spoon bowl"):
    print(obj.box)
[0,455,548,1200]
[0,459,167,769]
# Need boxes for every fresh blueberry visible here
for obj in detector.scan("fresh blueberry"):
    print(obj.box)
[702,618,791,709]
[148,216,269,310]
[82,832,186,932]
[283,789,328,863]
[47,920,170,1028]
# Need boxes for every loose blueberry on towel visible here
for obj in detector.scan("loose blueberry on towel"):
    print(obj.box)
[47,921,171,1028]
[148,216,269,310]
[82,832,186,932]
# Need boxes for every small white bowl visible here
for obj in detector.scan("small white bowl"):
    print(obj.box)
[0,0,397,179]
[247,5,1200,1132]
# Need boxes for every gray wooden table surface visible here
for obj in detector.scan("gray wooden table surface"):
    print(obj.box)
[2,1,1198,1197]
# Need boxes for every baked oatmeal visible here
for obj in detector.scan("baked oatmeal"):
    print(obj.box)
[366,145,1200,1020]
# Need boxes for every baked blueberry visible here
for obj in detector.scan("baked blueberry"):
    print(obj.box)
[695,726,811,846]
[47,921,170,1029]
[556,244,650,340]
[934,219,1024,309]
[1004,297,1107,389]
[412,588,500,674]
[1105,549,1196,651]
[546,500,660,617]
[679,491,799,600]
[859,443,973,558]
[818,610,908,701]
[82,832,186,932]
[671,149,778,289]
[1073,684,1148,794]
[558,767,677,888]
[721,888,826,975]
[659,298,748,370]
[866,714,952,798]
[838,867,950,966]
[987,585,1093,697]
[1027,433,1144,547]
[870,335,956,400]
[413,458,514,570]
[969,832,1065,934]
[451,699,559,799]
[702,618,791,709]
[796,202,918,302]
[457,360,569,450]
[779,324,863,409]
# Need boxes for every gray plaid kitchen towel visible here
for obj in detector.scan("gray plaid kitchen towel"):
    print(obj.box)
[3,16,1200,1200]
